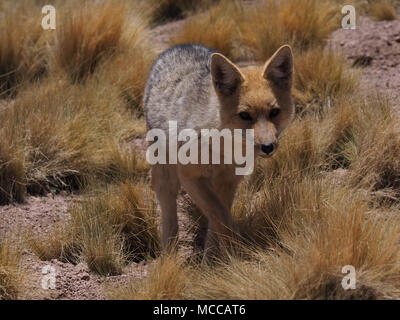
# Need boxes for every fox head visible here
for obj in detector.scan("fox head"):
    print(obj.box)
[210,45,294,158]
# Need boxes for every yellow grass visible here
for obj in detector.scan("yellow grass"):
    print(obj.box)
[52,1,125,82]
[95,21,155,115]
[71,181,160,275]
[51,0,156,113]
[0,76,149,204]
[186,191,400,299]
[170,0,341,61]
[0,1,47,97]
[241,0,340,61]
[348,97,400,200]
[107,255,189,299]
[54,1,154,110]
[370,0,397,21]
[170,0,243,59]
[109,191,400,299]
[108,186,400,299]
[0,239,22,300]
[31,181,160,276]
[293,47,360,108]
[28,224,79,263]
[249,95,393,186]
[0,137,26,205]
[0,0,153,204]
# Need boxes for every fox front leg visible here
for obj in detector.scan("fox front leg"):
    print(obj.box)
[178,173,238,259]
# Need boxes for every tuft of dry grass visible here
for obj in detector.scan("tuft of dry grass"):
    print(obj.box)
[72,181,160,275]
[107,255,189,299]
[170,0,243,59]
[95,13,155,115]
[233,175,324,249]
[347,98,400,200]
[370,0,397,21]
[0,139,26,205]
[186,189,400,299]
[100,50,154,116]
[27,224,79,264]
[0,2,47,97]
[0,1,153,204]
[31,181,160,276]
[0,239,22,300]
[169,0,341,61]
[52,1,129,82]
[0,76,149,204]
[293,47,360,108]
[240,0,340,61]
[52,1,155,113]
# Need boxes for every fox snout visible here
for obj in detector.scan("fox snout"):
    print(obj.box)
[261,142,277,156]
[258,141,278,157]
[254,122,279,157]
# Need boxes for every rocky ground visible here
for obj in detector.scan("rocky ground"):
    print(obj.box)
[329,16,400,107]
[1,14,399,300]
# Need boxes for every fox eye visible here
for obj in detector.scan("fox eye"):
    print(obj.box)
[239,112,253,121]
[269,108,280,118]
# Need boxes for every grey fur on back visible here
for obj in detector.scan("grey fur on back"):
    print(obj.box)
[144,44,222,133]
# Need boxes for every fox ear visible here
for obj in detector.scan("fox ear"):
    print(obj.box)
[263,45,293,90]
[211,53,244,96]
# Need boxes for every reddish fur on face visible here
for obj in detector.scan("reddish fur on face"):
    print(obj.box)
[211,46,294,154]
[218,64,294,152]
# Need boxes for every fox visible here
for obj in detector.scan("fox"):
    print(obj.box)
[144,43,294,258]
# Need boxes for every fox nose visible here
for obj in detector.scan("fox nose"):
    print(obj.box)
[261,143,275,155]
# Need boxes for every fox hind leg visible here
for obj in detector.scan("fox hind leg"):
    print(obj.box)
[151,164,180,252]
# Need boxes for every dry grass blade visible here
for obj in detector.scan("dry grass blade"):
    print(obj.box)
[52,1,125,82]
[240,0,340,61]
[32,181,160,276]
[0,2,47,97]
[370,0,397,21]
[0,76,149,203]
[0,239,22,300]
[107,254,189,299]
[293,47,360,108]
[170,0,243,59]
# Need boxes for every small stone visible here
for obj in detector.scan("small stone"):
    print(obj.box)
[75,262,87,272]
[81,274,90,281]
